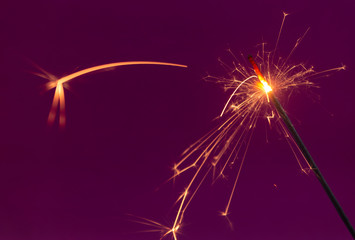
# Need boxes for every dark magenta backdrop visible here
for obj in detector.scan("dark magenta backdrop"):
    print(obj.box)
[0,0,354,239]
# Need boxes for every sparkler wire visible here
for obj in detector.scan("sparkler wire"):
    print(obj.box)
[269,93,355,238]
[249,56,355,239]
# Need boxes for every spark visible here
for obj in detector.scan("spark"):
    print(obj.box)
[37,61,187,128]
[127,214,179,239]
[151,13,347,240]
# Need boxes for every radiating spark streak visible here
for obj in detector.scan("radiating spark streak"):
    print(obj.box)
[175,108,251,171]
[223,125,254,216]
[216,102,261,179]
[171,168,212,236]
[131,217,169,231]
[128,214,177,239]
[220,75,257,117]
[171,113,248,228]
[272,11,288,60]
[266,111,274,126]
[168,85,266,235]
[42,61,187,127]
[221,98,263,214]
[283,128,311,173]
[311,65,346,76]
[217,130,245,180]
[181,168,211,214]
[171,189,187,237]
[272,110,312,173]
[174,113,245,180]
[281,27,310,69]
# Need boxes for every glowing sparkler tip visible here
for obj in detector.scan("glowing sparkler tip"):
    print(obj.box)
[248,55,272,93]
[261,80,272,93]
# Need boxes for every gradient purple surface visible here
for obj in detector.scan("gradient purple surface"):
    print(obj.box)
[1,0,354,239]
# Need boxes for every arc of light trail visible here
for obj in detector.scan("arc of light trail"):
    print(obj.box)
[46,61,187,128]
[220,75,257,117]
[248,55,355,239]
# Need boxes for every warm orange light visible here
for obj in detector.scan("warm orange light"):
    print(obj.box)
[260,79,272,93]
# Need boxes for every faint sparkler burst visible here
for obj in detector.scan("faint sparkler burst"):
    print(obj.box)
[143,13,350,240]
[35,61,187,128]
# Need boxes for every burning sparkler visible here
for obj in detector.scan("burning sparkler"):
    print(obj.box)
[248,55,355,238]
[38,61,187,128]
[144,13,353,240]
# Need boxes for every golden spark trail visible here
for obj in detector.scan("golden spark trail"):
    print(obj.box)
[220,75,257,117]
[51,61,186,85]
[43,61,187,128]
[272,12,288,62]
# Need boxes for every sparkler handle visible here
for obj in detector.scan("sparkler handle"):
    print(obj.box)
[269,92,355,239]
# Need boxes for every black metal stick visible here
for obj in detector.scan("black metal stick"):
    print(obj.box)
[270,92,355,239]
[248,56,355,239]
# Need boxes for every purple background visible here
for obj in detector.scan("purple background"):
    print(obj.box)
[1,0,354,239]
